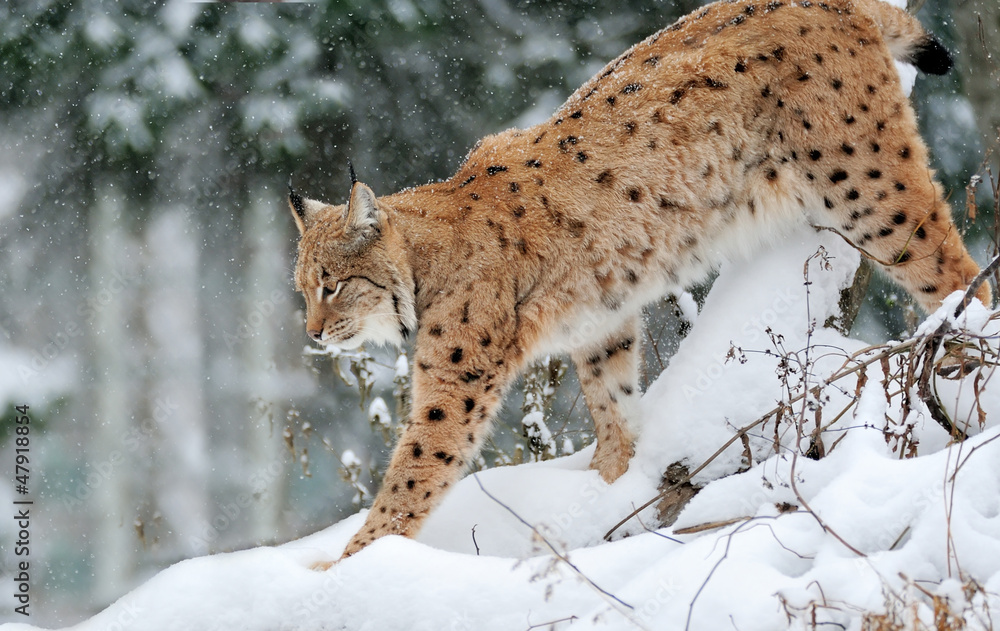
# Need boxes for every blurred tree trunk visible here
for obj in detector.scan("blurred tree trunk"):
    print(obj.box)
[953,0,1000,146]
[89,187,135,604]
[145,209,210,557]
[246,189,288,543]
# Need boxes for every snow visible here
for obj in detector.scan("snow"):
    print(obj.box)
[394,353,409,379]
[387,0,422,28]
[82,12,122,49]
[241,97,299,135]
[239,16,278,52]
[85,94,153,151]
[636,225,863,486]
[367,397,392,432]
[7,217,999,630]
[675,291,699,324]
[0,171,27,223]
[0,344,76,413]
[159,1,200,39]
[313,79,352,107]
[340,450,362,469]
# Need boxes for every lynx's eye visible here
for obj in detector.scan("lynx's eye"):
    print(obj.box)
[322,281,344,300]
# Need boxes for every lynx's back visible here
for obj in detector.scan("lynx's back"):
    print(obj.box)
[415,0,986,321]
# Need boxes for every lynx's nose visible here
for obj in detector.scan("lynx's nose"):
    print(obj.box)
[307,329,323,342]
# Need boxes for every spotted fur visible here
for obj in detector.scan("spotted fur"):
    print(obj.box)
[289,0,990,561]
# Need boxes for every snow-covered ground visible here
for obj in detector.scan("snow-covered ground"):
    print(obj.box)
[5,222,999,631]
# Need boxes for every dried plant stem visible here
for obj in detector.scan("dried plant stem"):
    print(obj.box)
[672,517,750,535]
[473,475,640,622]
[913,253,1000,438]
[604,339,916,541]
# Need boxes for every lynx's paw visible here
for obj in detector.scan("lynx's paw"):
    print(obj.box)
[589,425,634,483]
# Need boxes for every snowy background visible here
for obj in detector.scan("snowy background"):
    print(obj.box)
[1,0,999,628]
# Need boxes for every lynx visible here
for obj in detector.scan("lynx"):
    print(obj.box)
[287,0,990,560]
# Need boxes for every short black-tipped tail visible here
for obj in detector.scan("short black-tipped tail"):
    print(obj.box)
[855,0,953,76]
[910,35,953,75]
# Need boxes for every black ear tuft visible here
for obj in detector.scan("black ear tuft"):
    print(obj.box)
[288,176,306,219]
[348,160,358,186]
[911,35,952,75]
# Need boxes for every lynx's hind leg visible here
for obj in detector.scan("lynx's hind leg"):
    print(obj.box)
[772,36,989,312]
[808,130,987,312]
[571,316,640,483]
[863,184,988,313]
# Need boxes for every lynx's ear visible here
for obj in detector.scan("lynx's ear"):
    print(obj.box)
[345,180,384,241]
[287,179,323,236]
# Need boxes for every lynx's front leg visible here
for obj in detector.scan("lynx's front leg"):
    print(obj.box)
[570,316,640,483]
[340,325,513,558]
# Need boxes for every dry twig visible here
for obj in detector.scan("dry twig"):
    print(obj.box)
[473,475,641,624]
